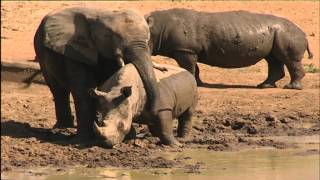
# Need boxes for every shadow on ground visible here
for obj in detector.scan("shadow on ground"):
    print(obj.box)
[199,82,257,89]
[0,120,93,148]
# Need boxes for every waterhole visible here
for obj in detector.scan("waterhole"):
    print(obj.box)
[2,143,318,180]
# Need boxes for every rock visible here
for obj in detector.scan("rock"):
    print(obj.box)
[231,119,245,130]
[134,139,147,148]
[223,119,231,126]
[246,125,258,134]
[280,118,290,124]
[193,125,204,132]
[265,113,277,122]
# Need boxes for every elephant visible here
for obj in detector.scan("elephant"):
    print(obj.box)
[34,7,160,141]
[145,8,313,89]
[89,63,198,147]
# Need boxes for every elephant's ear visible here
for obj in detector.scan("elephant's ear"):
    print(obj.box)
[43,11,98,65]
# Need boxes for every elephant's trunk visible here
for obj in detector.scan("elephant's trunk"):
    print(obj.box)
[124,42,159,115]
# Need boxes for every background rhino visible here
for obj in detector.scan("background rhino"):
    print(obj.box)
[146,9,313,89]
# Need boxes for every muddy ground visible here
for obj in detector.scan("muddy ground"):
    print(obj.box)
[1,1,320,173]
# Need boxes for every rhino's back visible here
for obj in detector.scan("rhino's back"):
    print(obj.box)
[154,64,197,117]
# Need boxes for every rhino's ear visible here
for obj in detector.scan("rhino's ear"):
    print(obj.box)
[120,86,132,98]
[43,11,98,65]
[88,88,107,99]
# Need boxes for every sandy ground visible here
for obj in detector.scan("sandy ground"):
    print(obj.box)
[1,1,320,172]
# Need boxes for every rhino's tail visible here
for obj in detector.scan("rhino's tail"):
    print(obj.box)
[307,42,313,59]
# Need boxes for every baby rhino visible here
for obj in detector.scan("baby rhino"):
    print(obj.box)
[89,63,197,147]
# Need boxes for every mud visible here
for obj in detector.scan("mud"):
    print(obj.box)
[1,0,320,174]
[2,144,319,180]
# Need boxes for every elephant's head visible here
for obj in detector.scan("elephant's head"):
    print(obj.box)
[89,86,134,147]
[43,7,159,113]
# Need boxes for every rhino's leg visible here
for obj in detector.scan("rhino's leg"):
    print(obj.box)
[257,56,285,88]
[172,52,203,86]
[177,108,193,138]
[284,61,305,90]
[154,110,181,147]
[271,30,306,90]
[41,67,74,128]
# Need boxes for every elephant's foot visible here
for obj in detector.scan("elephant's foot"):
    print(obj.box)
[176,136,191,143]
[69,133,95,146]
[257,82,277,89]
[283,82,303,90]
[168,139,183,148]
[53,119,75,129]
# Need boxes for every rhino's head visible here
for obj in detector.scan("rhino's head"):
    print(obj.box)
[89,86,133,147]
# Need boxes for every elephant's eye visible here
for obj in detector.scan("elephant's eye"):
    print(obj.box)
[104,32,112,39]
[103,28,113,39]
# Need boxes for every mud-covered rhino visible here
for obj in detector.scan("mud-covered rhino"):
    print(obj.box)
[146,9,313,89]
[89,63,197,147]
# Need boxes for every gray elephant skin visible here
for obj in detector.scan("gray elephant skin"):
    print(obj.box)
[146,8,313,89]
[89,63,197,147]
[34,7,160,140]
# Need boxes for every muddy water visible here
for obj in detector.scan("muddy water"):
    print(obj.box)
[2,144,319,180]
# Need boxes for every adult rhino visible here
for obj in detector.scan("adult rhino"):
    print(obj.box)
[89,63,197,147]
[145,8,313,89]
[34,7,160,141]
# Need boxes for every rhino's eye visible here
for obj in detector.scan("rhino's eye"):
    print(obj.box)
[117,122,124,131]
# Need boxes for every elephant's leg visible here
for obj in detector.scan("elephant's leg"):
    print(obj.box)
[51,87,74,128]
[153,110,181,147]
[177,108,193,138]
[41,67,74,128]
[257,56,285,88]
[283,61,305,90]
[65,60,96,140]
[172,52,203,85]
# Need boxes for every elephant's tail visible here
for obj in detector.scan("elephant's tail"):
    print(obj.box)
[22,70,42,88]
[307,42,313,59]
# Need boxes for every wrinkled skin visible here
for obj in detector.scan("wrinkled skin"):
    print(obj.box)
[146,9,313,89]
[34,7,160,141]
[89,63,197,147]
